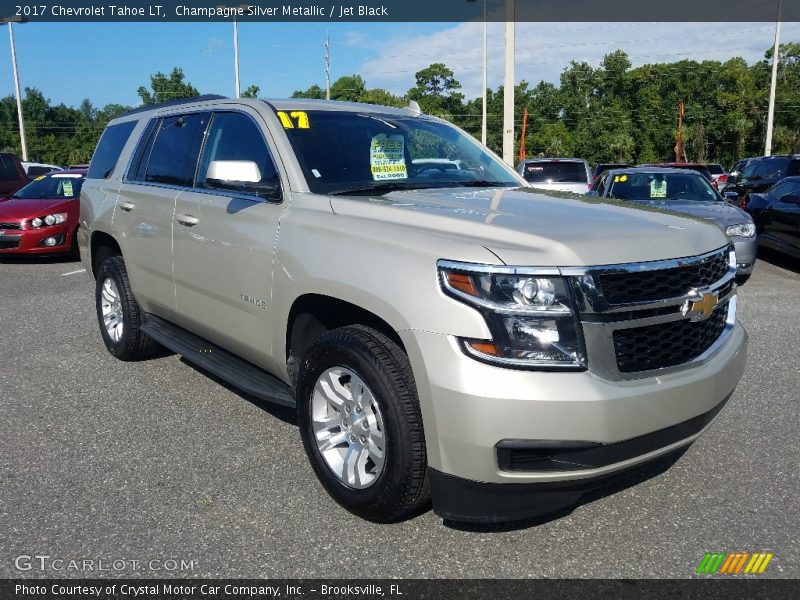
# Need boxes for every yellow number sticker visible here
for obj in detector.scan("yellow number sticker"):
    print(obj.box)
[35,175,46,181]
[277,111,310,129]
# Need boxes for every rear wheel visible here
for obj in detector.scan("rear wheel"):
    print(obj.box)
[95,255,160,361]
[297,325,430,522]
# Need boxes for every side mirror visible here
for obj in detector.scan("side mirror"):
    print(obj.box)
[205,160,281,201]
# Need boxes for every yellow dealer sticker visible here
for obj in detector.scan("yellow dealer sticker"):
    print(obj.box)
[277,111,310,129]
[370,134,407,181]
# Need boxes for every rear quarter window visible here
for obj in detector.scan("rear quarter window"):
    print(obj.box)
[87,121,137,180]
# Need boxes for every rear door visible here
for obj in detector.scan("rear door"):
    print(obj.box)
[172,108,285,365]
[765,180,800,254]
[114,111,209,317]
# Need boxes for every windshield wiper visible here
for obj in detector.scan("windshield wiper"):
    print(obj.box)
[329,181,454,195]
[453,180,512,187]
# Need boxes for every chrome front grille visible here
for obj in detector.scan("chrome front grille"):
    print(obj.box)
[565,245,737,380]
[596,250,729,304]
[612,300,729,373]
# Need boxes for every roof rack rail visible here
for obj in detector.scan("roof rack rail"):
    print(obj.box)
[121,94,228,117]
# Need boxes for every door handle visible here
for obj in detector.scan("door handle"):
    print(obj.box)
[176,213,199,227]
[118,201,135,212]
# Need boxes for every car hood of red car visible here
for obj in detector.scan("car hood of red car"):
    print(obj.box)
[0,196,76,220]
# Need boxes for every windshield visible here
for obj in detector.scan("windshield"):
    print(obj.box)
[608,172,719,202]
[706,164,724,175]
[523,161,587,183]
[12,173,84,199]
[275,109,521,194]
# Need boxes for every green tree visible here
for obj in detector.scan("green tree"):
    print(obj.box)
[330,75,367,102]
[137,67,199,105]
[241,84,260,98]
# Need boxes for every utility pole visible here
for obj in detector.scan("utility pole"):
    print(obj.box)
[675,100,685,163]
[502,0,515,165]
[518,107,528,163]
[325,32,331,100]
[4,19,28,161]
[765,0,783,157]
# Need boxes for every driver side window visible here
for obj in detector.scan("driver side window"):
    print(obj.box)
[196,111,279,198]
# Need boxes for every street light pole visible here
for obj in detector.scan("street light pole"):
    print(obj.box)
[502,0,514,165]
[481,0,487,146]
[765,0,783,157]
[4,19,27,161]
[233,15,240,98]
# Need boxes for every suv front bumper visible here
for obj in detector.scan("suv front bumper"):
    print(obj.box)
[401,321,747,523]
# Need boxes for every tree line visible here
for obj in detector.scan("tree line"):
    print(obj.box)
[2,46,799,169]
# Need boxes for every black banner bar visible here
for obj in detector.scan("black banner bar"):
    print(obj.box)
[1,0,798,23]
[2,579,800,600]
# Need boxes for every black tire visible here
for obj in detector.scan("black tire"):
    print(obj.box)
[95,255,160,361]
[69,229,80,261]
[735,273,751,286]
[297,325,430,522]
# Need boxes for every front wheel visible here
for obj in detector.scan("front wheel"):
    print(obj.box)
[296,325,430,522]
[95,255,160,361]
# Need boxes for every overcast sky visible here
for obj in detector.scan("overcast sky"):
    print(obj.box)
[0,21,797,108]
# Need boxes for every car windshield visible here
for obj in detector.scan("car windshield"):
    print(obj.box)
[523,161,587,183]
[608,172,719,202]
[11,173,84,199]
[706,164,724,175]
[274,109,520,195]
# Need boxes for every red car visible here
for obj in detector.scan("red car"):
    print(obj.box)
[0,169,86,256]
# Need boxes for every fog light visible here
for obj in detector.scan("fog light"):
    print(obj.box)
[44,237,58,247]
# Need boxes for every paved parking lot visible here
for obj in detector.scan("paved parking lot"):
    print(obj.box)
[1,251,798,578]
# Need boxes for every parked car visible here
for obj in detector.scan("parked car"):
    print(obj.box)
[516,158,592,193]
[705,163,728,187]
[741,175,800,260]
[722,155,800,200]
[590,162,628,190]
[640,162,717,188]
[0,152,30,197]
[592,167,756,283]
[724,157,755,190]
[21,161,63,178]
[80,97,746,523]
[0,169,85,256]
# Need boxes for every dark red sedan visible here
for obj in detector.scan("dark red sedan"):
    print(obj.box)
[0,169,86,256]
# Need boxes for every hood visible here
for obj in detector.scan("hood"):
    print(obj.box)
[625,199,752,228]
[329,187,729,267]
[0,196,76,221]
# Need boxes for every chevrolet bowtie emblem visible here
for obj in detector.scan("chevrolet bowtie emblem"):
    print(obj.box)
[682,289,719,322]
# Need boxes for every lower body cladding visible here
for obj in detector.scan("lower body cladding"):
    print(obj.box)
[401,323,748,523]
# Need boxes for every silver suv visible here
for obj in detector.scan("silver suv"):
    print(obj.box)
[80,96,747,523]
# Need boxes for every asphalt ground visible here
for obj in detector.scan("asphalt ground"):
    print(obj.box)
[0,249,798,579]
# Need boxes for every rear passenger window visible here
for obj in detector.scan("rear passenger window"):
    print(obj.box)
[144,113,209,187]
[87,121,136,179]
[196,112,279,197]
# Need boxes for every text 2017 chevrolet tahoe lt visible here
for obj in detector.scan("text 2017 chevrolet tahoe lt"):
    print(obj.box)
[79,96,747,523]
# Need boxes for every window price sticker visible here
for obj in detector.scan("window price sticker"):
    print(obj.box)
[370,134,407,181]
[650,179,667,198]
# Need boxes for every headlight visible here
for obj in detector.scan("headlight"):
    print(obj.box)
[726,223,756,238]
[439,262,585,369]
[30,213,67,228]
